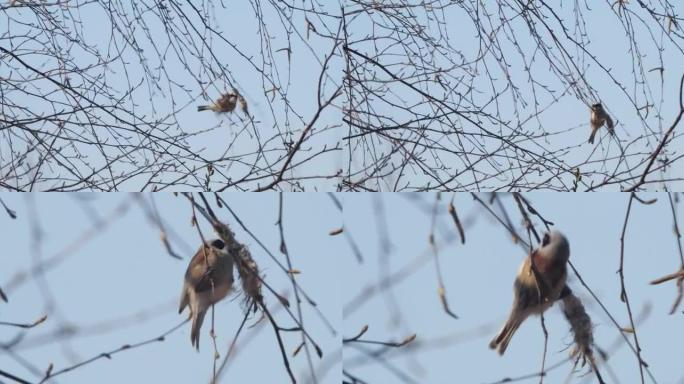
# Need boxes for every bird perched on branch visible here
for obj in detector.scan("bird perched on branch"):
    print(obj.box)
[588,103,614,144]
[489,230,570,355]
[179,239,234,350]
[197,92,238,113]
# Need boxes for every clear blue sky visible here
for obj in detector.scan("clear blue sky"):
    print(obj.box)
[0,193,342,384]
[343,193,684,383]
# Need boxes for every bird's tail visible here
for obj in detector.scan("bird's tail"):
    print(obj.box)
[197,105,212,112]
[190,309,207,351]
[489,314,524,355]
[588,129,596,144]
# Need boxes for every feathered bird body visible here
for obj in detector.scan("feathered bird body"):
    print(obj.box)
[179,239,234,350]
[489,231,570,355]
[588,103,614,144]
[197,93,238,113]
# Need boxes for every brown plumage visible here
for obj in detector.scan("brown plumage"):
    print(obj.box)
[238,93,249,117]
[179,239,234,350]
[489,231,570,355]
[197,93,238,113]
[588,103,614,144]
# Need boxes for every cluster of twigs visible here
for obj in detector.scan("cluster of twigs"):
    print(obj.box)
[0,1,343,191]
[340,1,684,191]
[2,2,684,190]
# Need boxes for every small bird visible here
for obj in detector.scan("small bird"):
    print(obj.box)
[179,239,235,350]
[197,92,238,113]
[489,230,570,355]
[588,103,614,144]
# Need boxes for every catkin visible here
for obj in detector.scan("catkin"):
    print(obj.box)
[561,292,596,366]
[236,247,263,305]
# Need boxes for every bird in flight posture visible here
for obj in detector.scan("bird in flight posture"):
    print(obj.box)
[588,103,614,144]
[179,238,234,350]
[489,230,570,355]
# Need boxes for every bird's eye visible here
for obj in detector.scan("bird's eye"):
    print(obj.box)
[211,239,225,249]
[542,233,550,246]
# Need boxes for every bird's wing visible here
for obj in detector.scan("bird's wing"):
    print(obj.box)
[185,245,219,293]
[521,250,564,301]
[514,256,543,309]
[178,283,189,314]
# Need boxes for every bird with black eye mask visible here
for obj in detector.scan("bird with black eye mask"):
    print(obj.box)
[489,230,570,355]
[178,239,235,350]
[197,93,238,113]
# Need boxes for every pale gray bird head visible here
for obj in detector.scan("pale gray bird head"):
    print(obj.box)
[538,230,570,264]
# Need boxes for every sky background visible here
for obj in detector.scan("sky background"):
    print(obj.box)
[0,193,342,384]
[343,193,684,383]
[1,1,344,190]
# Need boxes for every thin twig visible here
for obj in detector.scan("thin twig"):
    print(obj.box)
[618,193,647,384]
[0,315,47,329]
